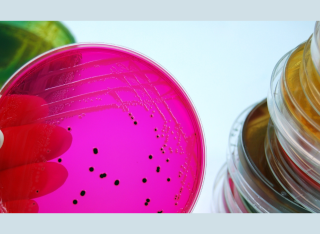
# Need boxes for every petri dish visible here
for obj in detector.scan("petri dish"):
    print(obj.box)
[214,21,320,214]
[278,137,320,192]
[0,21,75,86]
[221,183,231,213]
[310,21,320,75]
[300,35,320,116]
[0,43,205,213]
[224,172,250,213]
[281,39,320,144]
[227,102,273,212]
[211,163,229,213]
[238,193,257,213]
[241,100,306,212]
[307,21,320,109]
[268,47,320,184]
[212,164,256,213]
[227,99,307,213]
[266,120,320,213]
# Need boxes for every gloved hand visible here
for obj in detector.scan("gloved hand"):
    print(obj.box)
[0,95,72,213]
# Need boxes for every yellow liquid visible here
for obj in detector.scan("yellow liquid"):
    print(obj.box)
[281,39,320,144]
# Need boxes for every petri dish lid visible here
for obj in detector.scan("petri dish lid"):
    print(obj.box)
[0,43,205,213]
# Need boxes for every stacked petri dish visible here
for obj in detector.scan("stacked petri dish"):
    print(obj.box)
[212,22,320,213]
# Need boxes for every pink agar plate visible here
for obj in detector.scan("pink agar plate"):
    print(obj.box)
[0,44,205,213]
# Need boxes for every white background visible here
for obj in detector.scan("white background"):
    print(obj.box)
[63,21,315,213]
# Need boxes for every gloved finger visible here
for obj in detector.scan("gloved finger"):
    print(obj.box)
[0,162,68,202]
[1,200,39,213]
[0,123,72,171]
[0,94,48,129]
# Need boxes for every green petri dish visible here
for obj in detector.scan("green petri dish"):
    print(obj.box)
[0,21,75,86]
[239,193,258,213]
